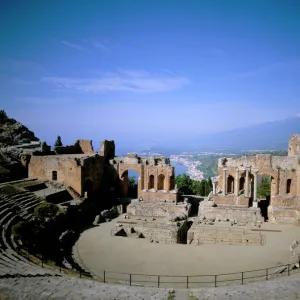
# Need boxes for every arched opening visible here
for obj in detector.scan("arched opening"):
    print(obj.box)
[52,170,57,181]
[227,176,234,193]
[169,175,175,190]
[148,175,154,189]
[121,170,139,198]
[157,174,165,190]
[287,179,292,194]
[239,177,245,192]
[257,175,271,221]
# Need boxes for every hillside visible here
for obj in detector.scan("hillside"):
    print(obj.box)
[0,110,44,182]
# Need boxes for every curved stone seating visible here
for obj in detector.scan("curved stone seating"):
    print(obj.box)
[0,187,60,278]
[1,273,300,299]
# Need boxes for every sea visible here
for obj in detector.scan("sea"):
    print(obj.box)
[128,163,187,182]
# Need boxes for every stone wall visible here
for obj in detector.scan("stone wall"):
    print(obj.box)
[141,190,178,203]
[28,155,83,195]
[288,134,300,156]
[28,154,105,196]
[54,145,82,155]
[111,153,177,199]
[100,140,115,160]
[218,155,297,170]
[127,202,190,217]
[78,140,94,154]
[132,225,178,244]
[188,224,264,245]
[198,206,263,224]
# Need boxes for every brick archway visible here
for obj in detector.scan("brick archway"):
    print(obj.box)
[119,164,143,198]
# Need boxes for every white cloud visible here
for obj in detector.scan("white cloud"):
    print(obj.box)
[20,97,72,105]
[43,70,190,93]
[91,41,110,52]
[61,40,86,51]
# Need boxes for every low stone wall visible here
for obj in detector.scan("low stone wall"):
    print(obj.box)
[212,194,236,205]
[133,226,178,244]
[127,202,191,217]
[141,190,178,203]
[268,206,299,223]
[198,206,263,224]
[188,224,265,245]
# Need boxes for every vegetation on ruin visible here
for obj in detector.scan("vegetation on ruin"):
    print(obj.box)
[0,110,8,124]
[54,135,63,147]
[128,176,138,198]
[175,174,212,196]
[257,176,271,198]
[13,201,67,261]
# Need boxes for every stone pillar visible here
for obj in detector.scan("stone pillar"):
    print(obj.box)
[245,168,250,197]
[253,169,259,207]
[212,178,217,195]
[137,176,142,198]
[222,168,227,196]
[235,168,239,196]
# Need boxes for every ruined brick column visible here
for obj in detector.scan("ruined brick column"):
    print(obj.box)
[222,168,227,196]
[245,168,250,197]
[253,169,259,207]
[212,177,217,195]
[235,168,239,196]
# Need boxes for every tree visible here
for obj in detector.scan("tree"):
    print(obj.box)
[0,110,8,124]
[127,176,137,198]
[175,174,193,195]
[34,201,60,220]
[128,176,136,189]
[54,135,63,147]
[257,176,271,199]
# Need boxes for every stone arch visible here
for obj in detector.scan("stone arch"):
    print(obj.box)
[239,177,245,191]
[157,174,165,190]
[227,175,234,193]
[287,179,292,194]
[148,175,154,189]
[119,167,141,198]
[52,170,57,181]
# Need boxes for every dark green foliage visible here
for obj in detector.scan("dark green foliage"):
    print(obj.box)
[34,201,59,219]
[12,202,67,260]
[257,176,271,198]
[0,110,8,124]
[0,185,22,196]
[128,176,136,188]
[54,135,63,147]
[176,174,212,196]
[128,176,137,198]
[175,174,193,195]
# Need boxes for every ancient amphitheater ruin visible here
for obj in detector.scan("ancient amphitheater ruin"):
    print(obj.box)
[1,135,300,299]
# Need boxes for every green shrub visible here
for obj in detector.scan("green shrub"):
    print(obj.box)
[34,201,60,219]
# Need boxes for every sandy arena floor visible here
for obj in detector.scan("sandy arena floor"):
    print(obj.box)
[73,216,300,287]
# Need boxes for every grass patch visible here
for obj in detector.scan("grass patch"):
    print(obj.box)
[189,295,199,300]
[15,180,42,188]
[0,184,23,196]
[167,291,175,300]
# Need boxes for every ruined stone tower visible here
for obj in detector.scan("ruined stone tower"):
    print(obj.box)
[288,134,300,156]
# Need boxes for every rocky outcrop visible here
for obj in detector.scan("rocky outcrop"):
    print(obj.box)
[0,111,49,182]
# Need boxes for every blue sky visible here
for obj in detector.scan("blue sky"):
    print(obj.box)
[1,0,300,151]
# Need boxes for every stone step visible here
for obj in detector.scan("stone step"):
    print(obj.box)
[22,198,40,209]
[0,207,12,219]
[10,196,38,207]
[0,201,13,211]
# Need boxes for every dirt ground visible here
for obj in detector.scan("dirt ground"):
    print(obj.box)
[73,216,300,287]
